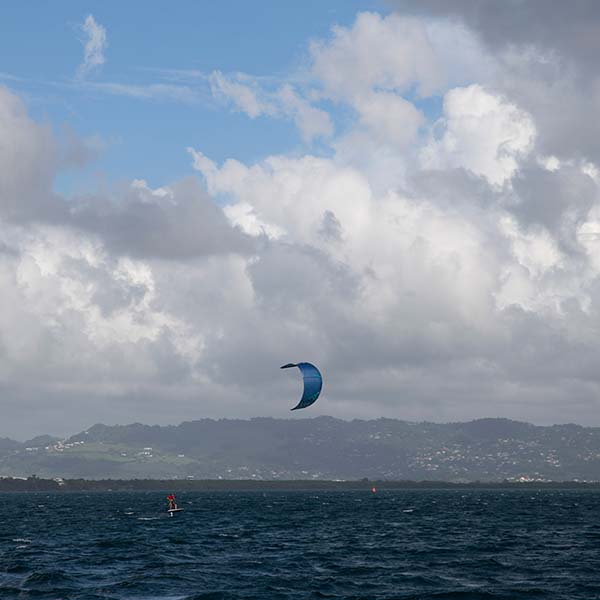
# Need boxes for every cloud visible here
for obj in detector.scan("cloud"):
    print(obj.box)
[421,84,536,186]
[209,72,333,142]
[0,86,64,223]
[208,13,448,148]
[82,82,201,103]
[209,71,274,118]
[353,91,424,148]
[394,0,600,164]
[70,177,255,260]
[396,0,600,74]
[5,6,600,437]
[276,85,333,143]
[0,86,258,437]
[77,14,107,79]
[310,12,443,99]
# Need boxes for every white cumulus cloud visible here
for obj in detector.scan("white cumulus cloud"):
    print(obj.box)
[421,84,536,186]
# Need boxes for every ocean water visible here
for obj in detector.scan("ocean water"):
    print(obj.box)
[1,490,599,599]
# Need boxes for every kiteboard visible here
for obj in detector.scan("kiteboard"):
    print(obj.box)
[167,508,184,515]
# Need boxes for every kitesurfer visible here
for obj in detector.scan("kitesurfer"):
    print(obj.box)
[167,493,177,510]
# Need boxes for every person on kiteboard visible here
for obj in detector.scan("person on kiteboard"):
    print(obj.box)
[167,493,177,510]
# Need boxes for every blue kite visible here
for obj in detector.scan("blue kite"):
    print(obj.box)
[280,362,323,410]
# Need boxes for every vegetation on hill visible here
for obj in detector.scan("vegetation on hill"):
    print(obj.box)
[1,417,599,482]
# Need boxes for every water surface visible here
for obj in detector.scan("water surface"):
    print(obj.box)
[1,490,598,599]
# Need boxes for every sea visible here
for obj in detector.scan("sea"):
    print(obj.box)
[1,489,599,599]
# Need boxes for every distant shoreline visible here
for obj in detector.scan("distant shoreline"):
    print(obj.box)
[2,477,600,492]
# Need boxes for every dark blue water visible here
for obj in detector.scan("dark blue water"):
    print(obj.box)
[1,490,599,599]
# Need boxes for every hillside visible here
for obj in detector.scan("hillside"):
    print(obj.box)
[1,417,599,481]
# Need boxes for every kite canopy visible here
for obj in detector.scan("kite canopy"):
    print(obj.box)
[280,362,323,410]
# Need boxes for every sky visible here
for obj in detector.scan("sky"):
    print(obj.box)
[2,1,600,438]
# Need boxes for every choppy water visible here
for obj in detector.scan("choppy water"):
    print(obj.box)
[1,490,599,599]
